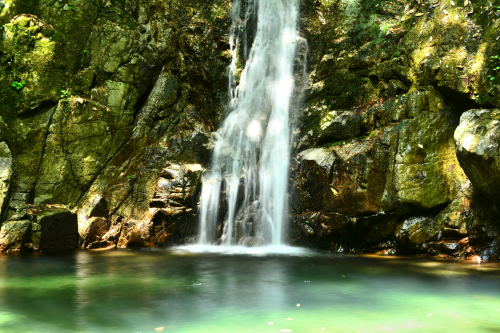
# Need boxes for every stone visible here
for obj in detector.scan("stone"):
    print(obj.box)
[239,236,265,247]
[455,109,500,203]
[393,110,467,212]
[0,221,31,252]
[30,209,78,251]
[81,217,111,249]
[395,215,440,249]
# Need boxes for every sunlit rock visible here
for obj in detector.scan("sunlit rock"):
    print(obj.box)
[0,220,30,252]
[0,142,12,221]
[455,109,500,202]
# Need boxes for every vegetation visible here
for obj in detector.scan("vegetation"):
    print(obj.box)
[11,81,25,90]
[488,55,500,85]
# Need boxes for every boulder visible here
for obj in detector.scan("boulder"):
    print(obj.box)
[455,109,500,204]
[31,209,78,251]
[81,217,112,249]
[0,221,31,252]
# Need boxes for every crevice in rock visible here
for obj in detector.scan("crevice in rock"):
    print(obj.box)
[436,85,489,112]
[27,105,58,205]
[397,201,451,222]
[59,108,87,195]
[18,101,58,119]
[109,192,132,217]
[132,66,163,122]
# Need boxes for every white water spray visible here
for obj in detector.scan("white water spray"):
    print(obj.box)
[198,0,305,246]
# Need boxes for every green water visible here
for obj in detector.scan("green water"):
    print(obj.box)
[0,246,499,333]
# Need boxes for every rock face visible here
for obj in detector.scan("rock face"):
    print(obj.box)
[0,0,229,251]
[0,0,499,259]
[286,0,500,259]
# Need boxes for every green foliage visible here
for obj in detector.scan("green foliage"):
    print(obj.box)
[60,89,70,99]
[475,93,491,105]
[11,81,26,90]
[489,55,500,84]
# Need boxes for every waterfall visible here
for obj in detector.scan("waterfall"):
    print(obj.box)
[198,0,305,246]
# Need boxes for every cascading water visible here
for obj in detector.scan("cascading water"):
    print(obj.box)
[198,0,305,246]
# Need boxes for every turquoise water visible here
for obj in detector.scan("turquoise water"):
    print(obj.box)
[0,247,499,333]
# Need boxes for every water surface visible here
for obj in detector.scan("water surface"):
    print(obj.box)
[0,247,499,332]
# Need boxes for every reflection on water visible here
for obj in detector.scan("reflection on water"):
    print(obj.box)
[0,249,499,332]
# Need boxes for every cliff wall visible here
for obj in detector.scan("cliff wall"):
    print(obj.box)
[0,0,499,259]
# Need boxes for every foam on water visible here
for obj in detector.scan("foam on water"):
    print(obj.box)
[172,245,313,256]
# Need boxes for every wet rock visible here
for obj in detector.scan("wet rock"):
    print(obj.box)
[395,215,440,250]
[239,236,266,247]
[361,215,399,245]
[30,209,78,251]
[0,221,31,252]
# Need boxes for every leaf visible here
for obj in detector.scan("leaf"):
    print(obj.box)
[132,127,137,132]
[418,144,424,149]
[331,188,339,196]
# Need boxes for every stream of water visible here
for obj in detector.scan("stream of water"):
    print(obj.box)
[198,0,304,246]
[0,250,499,332]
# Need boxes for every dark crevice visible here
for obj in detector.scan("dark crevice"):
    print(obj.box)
[397,201,451,222]
[436,85,491,112]
[18,101,58,119]
[132,67,162,121]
